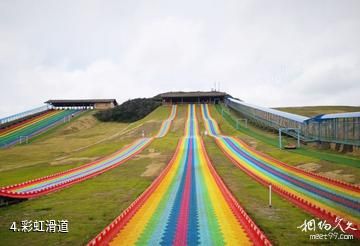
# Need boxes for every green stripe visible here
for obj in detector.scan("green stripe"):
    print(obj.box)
[135,142,188,244]
[197,146,224,245]
[0,110,76,145]
[215,104,360,167]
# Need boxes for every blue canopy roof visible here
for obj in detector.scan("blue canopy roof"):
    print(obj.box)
[313,112,360,120]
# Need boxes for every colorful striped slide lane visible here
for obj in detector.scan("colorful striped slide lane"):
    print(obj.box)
[0,105,177,199]
[0,109,57,136]
[89,104,271,246]
[0,109,83,148]
[156,105,177,138]
[201,104,360,237]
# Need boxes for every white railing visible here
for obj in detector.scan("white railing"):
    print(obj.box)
[0,105,49,125]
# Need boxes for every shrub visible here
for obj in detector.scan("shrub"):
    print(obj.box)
[94,98,161,123]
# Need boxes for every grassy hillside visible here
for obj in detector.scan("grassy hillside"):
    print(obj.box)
[202,105,358,245]
[275,105,360,117]
[0,104,358,245]
[0,105,186,245]
[213,104,360,184]
[0,106,171,184]
[94,98,161,123]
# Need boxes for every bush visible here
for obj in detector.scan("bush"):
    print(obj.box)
[94,98,161,123]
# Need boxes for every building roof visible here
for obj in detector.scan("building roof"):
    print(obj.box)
[310,112,360,121]
[227,98,310,123]
[155,91,229,98]
[228,98,360,123]
[45,99,118,104]
[45,99,118,106]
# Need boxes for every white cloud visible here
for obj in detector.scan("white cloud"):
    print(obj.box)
[0,0,359,117]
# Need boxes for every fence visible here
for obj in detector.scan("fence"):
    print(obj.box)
[0,105,49,125]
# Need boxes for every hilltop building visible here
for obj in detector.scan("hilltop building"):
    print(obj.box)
[45,99,118,109]
[155,91,229,104]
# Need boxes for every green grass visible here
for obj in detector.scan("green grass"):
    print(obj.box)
[214,104,360,183]
[0,105,186,246]
[0,106,170,174]
[24,110,91,145]
[203,136,357,245]
[197,105,358,245]
[276,106,360,117]
[0,106,177,186]
[0,151,165,245]
[1,104,357,245]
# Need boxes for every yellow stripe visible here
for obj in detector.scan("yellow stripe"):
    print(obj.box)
[235,140,359,197]
[218,140,360,225]
[110,138,186,245]
[198,137,251,245]
[0,110,61,137]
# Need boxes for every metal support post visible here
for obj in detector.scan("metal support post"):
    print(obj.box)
[297,129,300,147]
[269,184,272,208]
[279,129,282,149]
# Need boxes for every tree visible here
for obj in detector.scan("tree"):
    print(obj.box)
[94,98,161,123]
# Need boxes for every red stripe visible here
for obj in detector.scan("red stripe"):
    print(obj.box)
[0,139,152,199]
[174,141,193,246]
[201,138,271,245]
[88,138,183,246]
[234,137,360,192]
[1,139,141,194]
[215,138,360,239]
[0,110,54,134]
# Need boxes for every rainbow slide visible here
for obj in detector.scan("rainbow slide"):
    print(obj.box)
[0,109,83,148]
[0,105,177,199]
[201,104,360,238]
[89,105,271,246]
[156,105,177,138]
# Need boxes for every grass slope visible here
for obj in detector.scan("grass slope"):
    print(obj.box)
[215,104,360,183]
[0,105,186,245]
[199,105,358,245]
[1,104,357,245]
[94,98,161,123]
[0,106,170,185]
[276,106,360,117]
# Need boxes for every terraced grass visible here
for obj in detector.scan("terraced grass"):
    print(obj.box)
[0,105,186,245]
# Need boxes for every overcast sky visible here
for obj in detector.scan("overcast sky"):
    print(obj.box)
[0,0,359,117]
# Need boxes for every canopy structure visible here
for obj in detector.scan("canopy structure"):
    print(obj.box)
[45,99,118,109]
[155,91,229,104]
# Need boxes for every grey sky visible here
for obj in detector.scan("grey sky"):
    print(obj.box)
[0,0,359,117]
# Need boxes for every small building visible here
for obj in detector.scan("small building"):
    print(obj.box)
[45,99,118,110]
[155,91,229,104]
